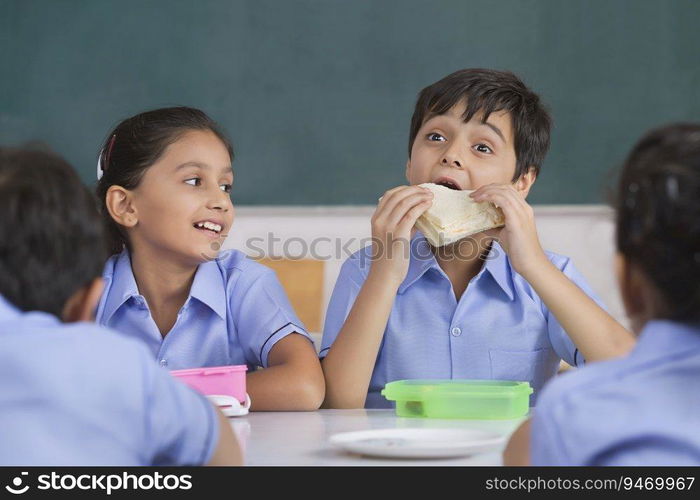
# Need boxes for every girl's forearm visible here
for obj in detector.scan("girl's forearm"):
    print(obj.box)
[246,362,324,411]
[503,418,532,466]
[246,334,325,411]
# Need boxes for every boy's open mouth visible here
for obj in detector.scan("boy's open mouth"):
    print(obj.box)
[193,220,223,235]
[433,177,463,190]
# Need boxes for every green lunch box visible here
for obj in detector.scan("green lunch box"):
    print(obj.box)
[381,379,533,420]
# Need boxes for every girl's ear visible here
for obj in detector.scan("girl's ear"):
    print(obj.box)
[105,185,138,228]
[405,158,411,183]
[61,278,104,323]
[513,167,537,197]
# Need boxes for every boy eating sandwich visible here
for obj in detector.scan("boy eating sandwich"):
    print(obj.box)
[320,68,635,409]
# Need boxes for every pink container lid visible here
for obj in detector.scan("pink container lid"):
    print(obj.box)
[170,365,248,377]
[170,364,248,405]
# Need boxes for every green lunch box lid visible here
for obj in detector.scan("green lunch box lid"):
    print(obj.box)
[381,379,533,401]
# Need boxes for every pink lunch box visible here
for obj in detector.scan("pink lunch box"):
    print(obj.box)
[170,365,249,417]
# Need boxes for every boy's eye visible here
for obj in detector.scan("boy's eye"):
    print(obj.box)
[185,178,201,187]
[474,144,493,154]
[427,132,446,142]
[220,184,232,193]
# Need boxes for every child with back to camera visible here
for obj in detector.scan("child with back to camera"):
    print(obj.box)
[0,147,240,465]
[505,123,700,465]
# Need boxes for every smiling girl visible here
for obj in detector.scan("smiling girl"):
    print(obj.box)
[94,107,324,411]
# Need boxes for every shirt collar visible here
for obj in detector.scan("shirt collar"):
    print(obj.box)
[397,232,439,294]
[188,259,227,319]
[632,319,700,361]
[100,250,140,324]
[483,240,516,301]
[397,233,515,301]
[101,250,227,322]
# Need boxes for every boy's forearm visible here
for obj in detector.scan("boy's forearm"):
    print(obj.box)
[521,258,635,362]
[322,269,400,408]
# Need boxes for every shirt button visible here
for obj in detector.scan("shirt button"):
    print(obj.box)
[451,327,462,337]
[159,359,168,367]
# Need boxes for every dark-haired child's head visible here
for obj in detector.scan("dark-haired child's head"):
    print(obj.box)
[96,107,234,264]
[405,68,551,198]
[0,147,106,320]
[615,123,700,331]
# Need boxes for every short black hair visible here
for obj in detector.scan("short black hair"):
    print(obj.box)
[408,69,552,181]
[615,123,700,322]
[0,147,107,318]
[96,106,234,255]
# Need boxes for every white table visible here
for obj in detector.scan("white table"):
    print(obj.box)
[229,409,525,466]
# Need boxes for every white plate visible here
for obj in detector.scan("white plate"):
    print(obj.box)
[329,428,505,459]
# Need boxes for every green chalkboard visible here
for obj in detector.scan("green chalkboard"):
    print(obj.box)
[2,0,699,204]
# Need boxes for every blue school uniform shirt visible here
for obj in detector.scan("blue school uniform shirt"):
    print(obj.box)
[321,232,604,408]
[0,295,219,466]
[96,249,311,371]
[531,320,700,465]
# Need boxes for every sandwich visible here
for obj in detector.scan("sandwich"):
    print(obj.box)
[414,183,505,247]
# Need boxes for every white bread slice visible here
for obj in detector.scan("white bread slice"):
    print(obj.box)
[415,183,505,247]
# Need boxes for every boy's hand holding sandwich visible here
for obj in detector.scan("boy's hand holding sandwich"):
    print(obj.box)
[469,182,547,279]
[370,185,434,285]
